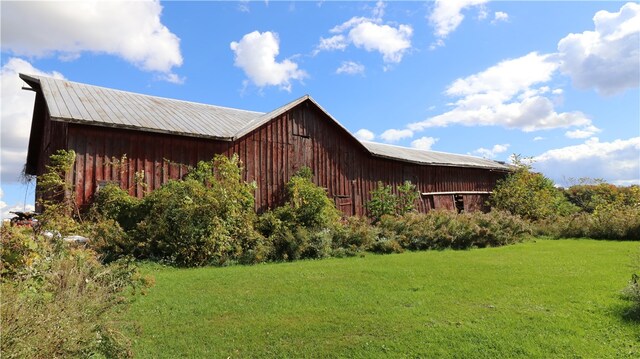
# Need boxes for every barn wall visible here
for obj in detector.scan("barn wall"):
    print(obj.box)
[62,100,507,215]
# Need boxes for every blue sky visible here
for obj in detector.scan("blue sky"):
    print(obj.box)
[1,1,639,219]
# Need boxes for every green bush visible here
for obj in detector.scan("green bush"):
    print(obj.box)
[490,156,578,220]
[378,211,531,251]
[88,217,138,263]
[135,178,262,267]
[331,216,378,253]
[367,182,397,222]
[564,182,640,213]
[91,183,142,231]
[537,205,640,240]
[0,225,149,358]
[88,154,265,267]
[367,181,420,222]
[257,168,342,261]
[285,167,341,229]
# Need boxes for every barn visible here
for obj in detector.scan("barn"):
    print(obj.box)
[20,74,510,216]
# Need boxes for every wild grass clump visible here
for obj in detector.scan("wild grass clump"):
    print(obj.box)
[535,203,640,240]
[0,225,150,358]
[378,210,531,250]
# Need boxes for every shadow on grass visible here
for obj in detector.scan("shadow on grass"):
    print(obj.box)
[611,301,640,324]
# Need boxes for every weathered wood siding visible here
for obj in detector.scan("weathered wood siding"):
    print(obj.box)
[42,99,506,215]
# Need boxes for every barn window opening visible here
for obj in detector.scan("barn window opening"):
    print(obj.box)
[454,194,464,213]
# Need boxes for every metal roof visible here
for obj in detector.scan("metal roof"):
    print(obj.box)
[361,141,509,170]
[20,74,509,171]
[20,74,263,140]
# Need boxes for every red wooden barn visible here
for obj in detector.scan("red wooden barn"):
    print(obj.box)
[21,74,510,216]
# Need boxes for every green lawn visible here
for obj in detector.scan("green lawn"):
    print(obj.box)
[126,239,639,358]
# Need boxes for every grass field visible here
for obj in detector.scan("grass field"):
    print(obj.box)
[126,239,639,358]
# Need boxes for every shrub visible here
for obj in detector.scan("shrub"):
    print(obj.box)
[538,205,640,240]
[285,167,341,229]
[377,210,531,251]
[397,181,420,215]
[367,181,420,222]
[564,181,640,213]
[0,225,149,358]
[89,154,266,267]
[88,217,138,263]
[331,216,378,253]
[35,149,84,235]
[258,168,342,261]
[91,183,142,231]
[490,156,578,220]
[367,182,397,223]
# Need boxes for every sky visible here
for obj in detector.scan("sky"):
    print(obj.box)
[1,0,639,219]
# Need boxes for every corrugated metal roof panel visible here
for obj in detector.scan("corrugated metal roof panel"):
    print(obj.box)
[361,141,509,170]
[27,75,263,140]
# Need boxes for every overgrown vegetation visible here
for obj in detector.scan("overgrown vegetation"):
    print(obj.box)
[490,156,640,241]
[490,156,578,220]
[1,150,149,358]
[0,225,150,358]
[367,180,420,222]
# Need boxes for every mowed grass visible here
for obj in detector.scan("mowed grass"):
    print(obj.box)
[126,239,639,358]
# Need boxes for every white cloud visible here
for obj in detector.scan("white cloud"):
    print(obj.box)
[1,1,182,77]
[492,11,509,24]
[336,61,365,75]
[533,136,545,141]
[445,52,558,99]
[380,129,413,142]
[411,137,439,150]
[238,0,250,12]
[348,22,413,63]
[314,35,348,54]
[472,143,510,159]
[428,0,488,46]
[408,52,593,133]
[316,4,413,64]
[1,58,65,183]
[354,129,375,141]
[557,2,640,95]
[230,31,307,91]
[534,137,640,185]
[565,125,601,139]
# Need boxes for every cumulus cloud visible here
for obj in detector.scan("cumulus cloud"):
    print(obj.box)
[230,31,307,91]
[1,58,65,183]
[408,52,594,133]
[565,125,601,139]
[533,136,545,141]
[314,2,413,64]
[348,22,413,63]
[557,2,640,95]
[380,129,413,142]
[411,137,439,150]
[354,128,375,141]
[428,0,488,47]
[472,143,510,159]
[492,11,509,24]
[314,35,348,54]
[336,61,365,75]
[1,1,182,77]
[534,137,640,185]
